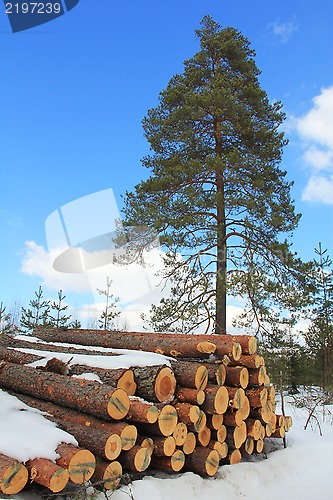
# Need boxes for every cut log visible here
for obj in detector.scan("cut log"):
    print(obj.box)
[250,403,274,424]
[207,440,228,459]
[202,385,229,415]
[92,459,122,490]
[136,436,155,455]
[225,421,247,449]
[223,409,244,427]
[133,365,176,403]
[182,432,196,455]
[200,362,226,386]
[185,448,220,477]
[69,365,137,396]
[271,427,286,439]
[34,328,217,358]
[138,404,178,437]
[255,438,265,453]
[170,361,208,390]
[284,415,293,432]
[225,366,249,389]
[229,354,264,369]
[172,422,188,446]
[55,420,122,461]
[248,366,266,386]
[206,335,257,355]
[197,426,211,447]
[0,361,130,420]
[55,443,95,484]
[237,396,250,420]
[222,449,242,465]
[11,393,138,451]
[152,436,176,457]
[0,454,28,495]
[175,386,205,405]
[246,387,268,407]
[126,398,158,425]
[151,450,185,473]
[173,403,201,427]
[118,446,151,472]
[240,437,254,455]
[226,387,246,410]
[206,413,223,430]
[246,419,263,440]
[26,458,69,493]
[211,424,227,444]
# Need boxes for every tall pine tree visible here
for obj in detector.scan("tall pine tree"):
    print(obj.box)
[123,16,308,334]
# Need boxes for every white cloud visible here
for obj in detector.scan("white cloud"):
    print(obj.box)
[301,175,333,205]
[20,241,91,293]
[269,19,298,43]
[294,86,333,204]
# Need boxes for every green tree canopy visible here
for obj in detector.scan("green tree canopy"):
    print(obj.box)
[123,16,309,335]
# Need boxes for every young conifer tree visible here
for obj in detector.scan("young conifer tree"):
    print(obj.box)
[49,289,72,328]
[123,16,308,334]
[20,286,50,333]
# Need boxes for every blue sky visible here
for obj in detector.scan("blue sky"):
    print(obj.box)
[0,0,332,328]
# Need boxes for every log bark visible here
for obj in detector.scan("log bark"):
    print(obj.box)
[54,420,122,461]
[34,328,217,358]
[12,393,137,451]
[69,365,137,396]
[175,387,205,405]
[170,360,208,390]
[248,367,266,386]
[0,454,28,495]
[133,365,176,403]
[202,385,229,415]
[225,366,249,389]
[151,449,185,473]
[0,346,43,365]
[0,361,130,420]
[55,443,96,484]
[118,446,151,472]
[26,458,69,493]
[92,459,122,490]
[185,448,220,477]
[246,387,268,407]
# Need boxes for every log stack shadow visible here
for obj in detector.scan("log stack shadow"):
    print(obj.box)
[0,329,292,495]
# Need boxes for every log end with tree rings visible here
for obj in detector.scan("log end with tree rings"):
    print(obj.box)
[197,426,211,447]
[228,449,242,465]
[154,366,177,403]
[105,434,122,461]
[182,432,196,455]
[107,388,131,420]
[173,422,188,446]
[214,386,229,414]
[195,365,209,390]
[117,370,137,396]
[196,341,216,355]
[93,460,122,491]
[137,436,155,455]
[158,405,178,436]
[0,455,29,495]
[120,424,137,451]
[55,444,96,484]
[134,447,151,472]
[232,342,242,361]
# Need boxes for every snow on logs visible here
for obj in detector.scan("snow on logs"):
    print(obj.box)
[0,329,292,495]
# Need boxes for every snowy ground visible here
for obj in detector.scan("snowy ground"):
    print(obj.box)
[1,389,332,500]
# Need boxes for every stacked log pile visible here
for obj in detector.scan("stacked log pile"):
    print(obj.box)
[0,329,292,496]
